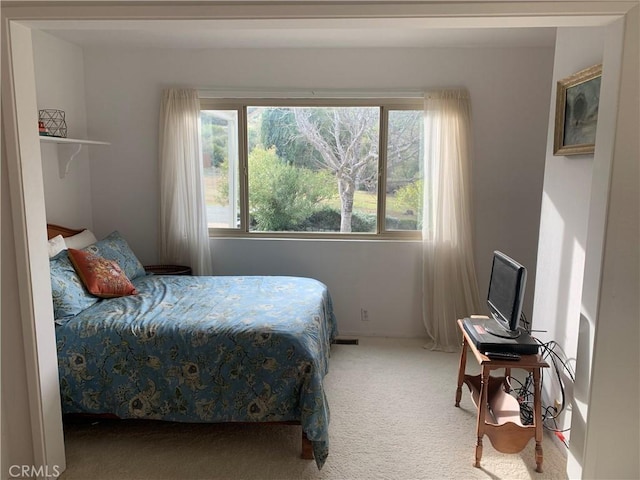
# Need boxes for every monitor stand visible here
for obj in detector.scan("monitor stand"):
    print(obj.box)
[485,320,521,339]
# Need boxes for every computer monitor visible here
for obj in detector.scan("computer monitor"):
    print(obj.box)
[485,251,527,339]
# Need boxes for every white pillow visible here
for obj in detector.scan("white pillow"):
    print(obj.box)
[64,229,98,250]
[48,235,66,258]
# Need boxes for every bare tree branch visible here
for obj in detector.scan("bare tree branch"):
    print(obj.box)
[294,107,378,232]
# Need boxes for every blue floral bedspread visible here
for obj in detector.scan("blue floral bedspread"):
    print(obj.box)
[56,275,337,468]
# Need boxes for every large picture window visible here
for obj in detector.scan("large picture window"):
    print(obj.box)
[200,98,423,238]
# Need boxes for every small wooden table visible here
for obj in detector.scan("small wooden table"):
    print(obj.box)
[455,319,549,472]
[144,264,192,276]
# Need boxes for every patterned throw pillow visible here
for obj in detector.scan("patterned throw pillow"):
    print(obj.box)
[68,248,138,298]
[49,251,99,323]
[83,231,146,280]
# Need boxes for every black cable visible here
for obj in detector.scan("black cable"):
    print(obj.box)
[536,337,576,424]
[519,311,532,333]
[505,331,575,437]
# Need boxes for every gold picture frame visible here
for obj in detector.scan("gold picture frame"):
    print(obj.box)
[553,64,602,156]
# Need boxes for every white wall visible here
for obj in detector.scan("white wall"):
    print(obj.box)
[82,46,553,337]
[580,9,639,478]
[534,15,639,478]
[532,26,605,441]
[212,238,423,337]
[33,30,94,230]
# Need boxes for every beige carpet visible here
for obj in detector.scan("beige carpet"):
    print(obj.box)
[60,337,568,480]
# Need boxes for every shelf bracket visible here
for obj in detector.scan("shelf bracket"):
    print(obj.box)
[57,143,84,179]
[40,137,110,178]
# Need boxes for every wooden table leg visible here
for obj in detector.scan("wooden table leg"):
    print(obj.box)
[475,365,489,468]
[533,367,544,473]
[301,431,314,460]
[504,367,512,392]
[455,337,468,407]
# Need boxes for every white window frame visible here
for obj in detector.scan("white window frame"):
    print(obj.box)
[200,97,423,240]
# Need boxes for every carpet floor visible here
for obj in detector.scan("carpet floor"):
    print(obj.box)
[60,337,568,479]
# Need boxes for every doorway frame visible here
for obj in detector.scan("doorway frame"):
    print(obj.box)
[1,2,635,478]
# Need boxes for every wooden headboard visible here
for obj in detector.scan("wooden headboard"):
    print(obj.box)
[47,223,84,240]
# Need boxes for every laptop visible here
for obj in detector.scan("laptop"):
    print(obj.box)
[462,316,539,355]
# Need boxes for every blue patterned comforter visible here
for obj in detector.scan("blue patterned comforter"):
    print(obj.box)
[56,275,337,468]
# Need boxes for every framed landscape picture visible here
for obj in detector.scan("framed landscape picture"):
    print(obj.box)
[553,64,602,156]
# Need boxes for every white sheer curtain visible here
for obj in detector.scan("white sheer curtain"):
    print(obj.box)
[422,90,480,352]
[159,88,213,275]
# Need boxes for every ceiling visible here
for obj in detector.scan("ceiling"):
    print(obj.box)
[28,19,557,49]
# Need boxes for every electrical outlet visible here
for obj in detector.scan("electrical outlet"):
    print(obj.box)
[360,308,369,322]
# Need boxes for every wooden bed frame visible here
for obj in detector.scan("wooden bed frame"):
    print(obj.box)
[47,223,314,460]
[47,223,84,240]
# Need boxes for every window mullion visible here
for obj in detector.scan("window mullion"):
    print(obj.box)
[377,106,388,235]
[239,106,250,232]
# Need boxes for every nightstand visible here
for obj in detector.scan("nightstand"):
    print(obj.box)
[144,264,192,276]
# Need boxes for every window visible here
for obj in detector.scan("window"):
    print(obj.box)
[200,109,241,229]
[200,99,423,238]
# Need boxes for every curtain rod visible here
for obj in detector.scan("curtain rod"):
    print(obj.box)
[197,88,424,99]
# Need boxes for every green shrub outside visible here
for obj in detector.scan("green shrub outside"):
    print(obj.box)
[212,146,420,232]
[395,179,423,216]
[248,146,335,231]
[294,207,376,232]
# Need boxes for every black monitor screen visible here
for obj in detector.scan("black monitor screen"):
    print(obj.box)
[487,251,527,335]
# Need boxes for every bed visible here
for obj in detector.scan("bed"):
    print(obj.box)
[47,224,337,468]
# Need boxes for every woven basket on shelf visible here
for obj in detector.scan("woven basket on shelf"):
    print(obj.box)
[38,109,67,138]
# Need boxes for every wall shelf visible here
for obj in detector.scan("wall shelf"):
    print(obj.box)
[40,136,110,178]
